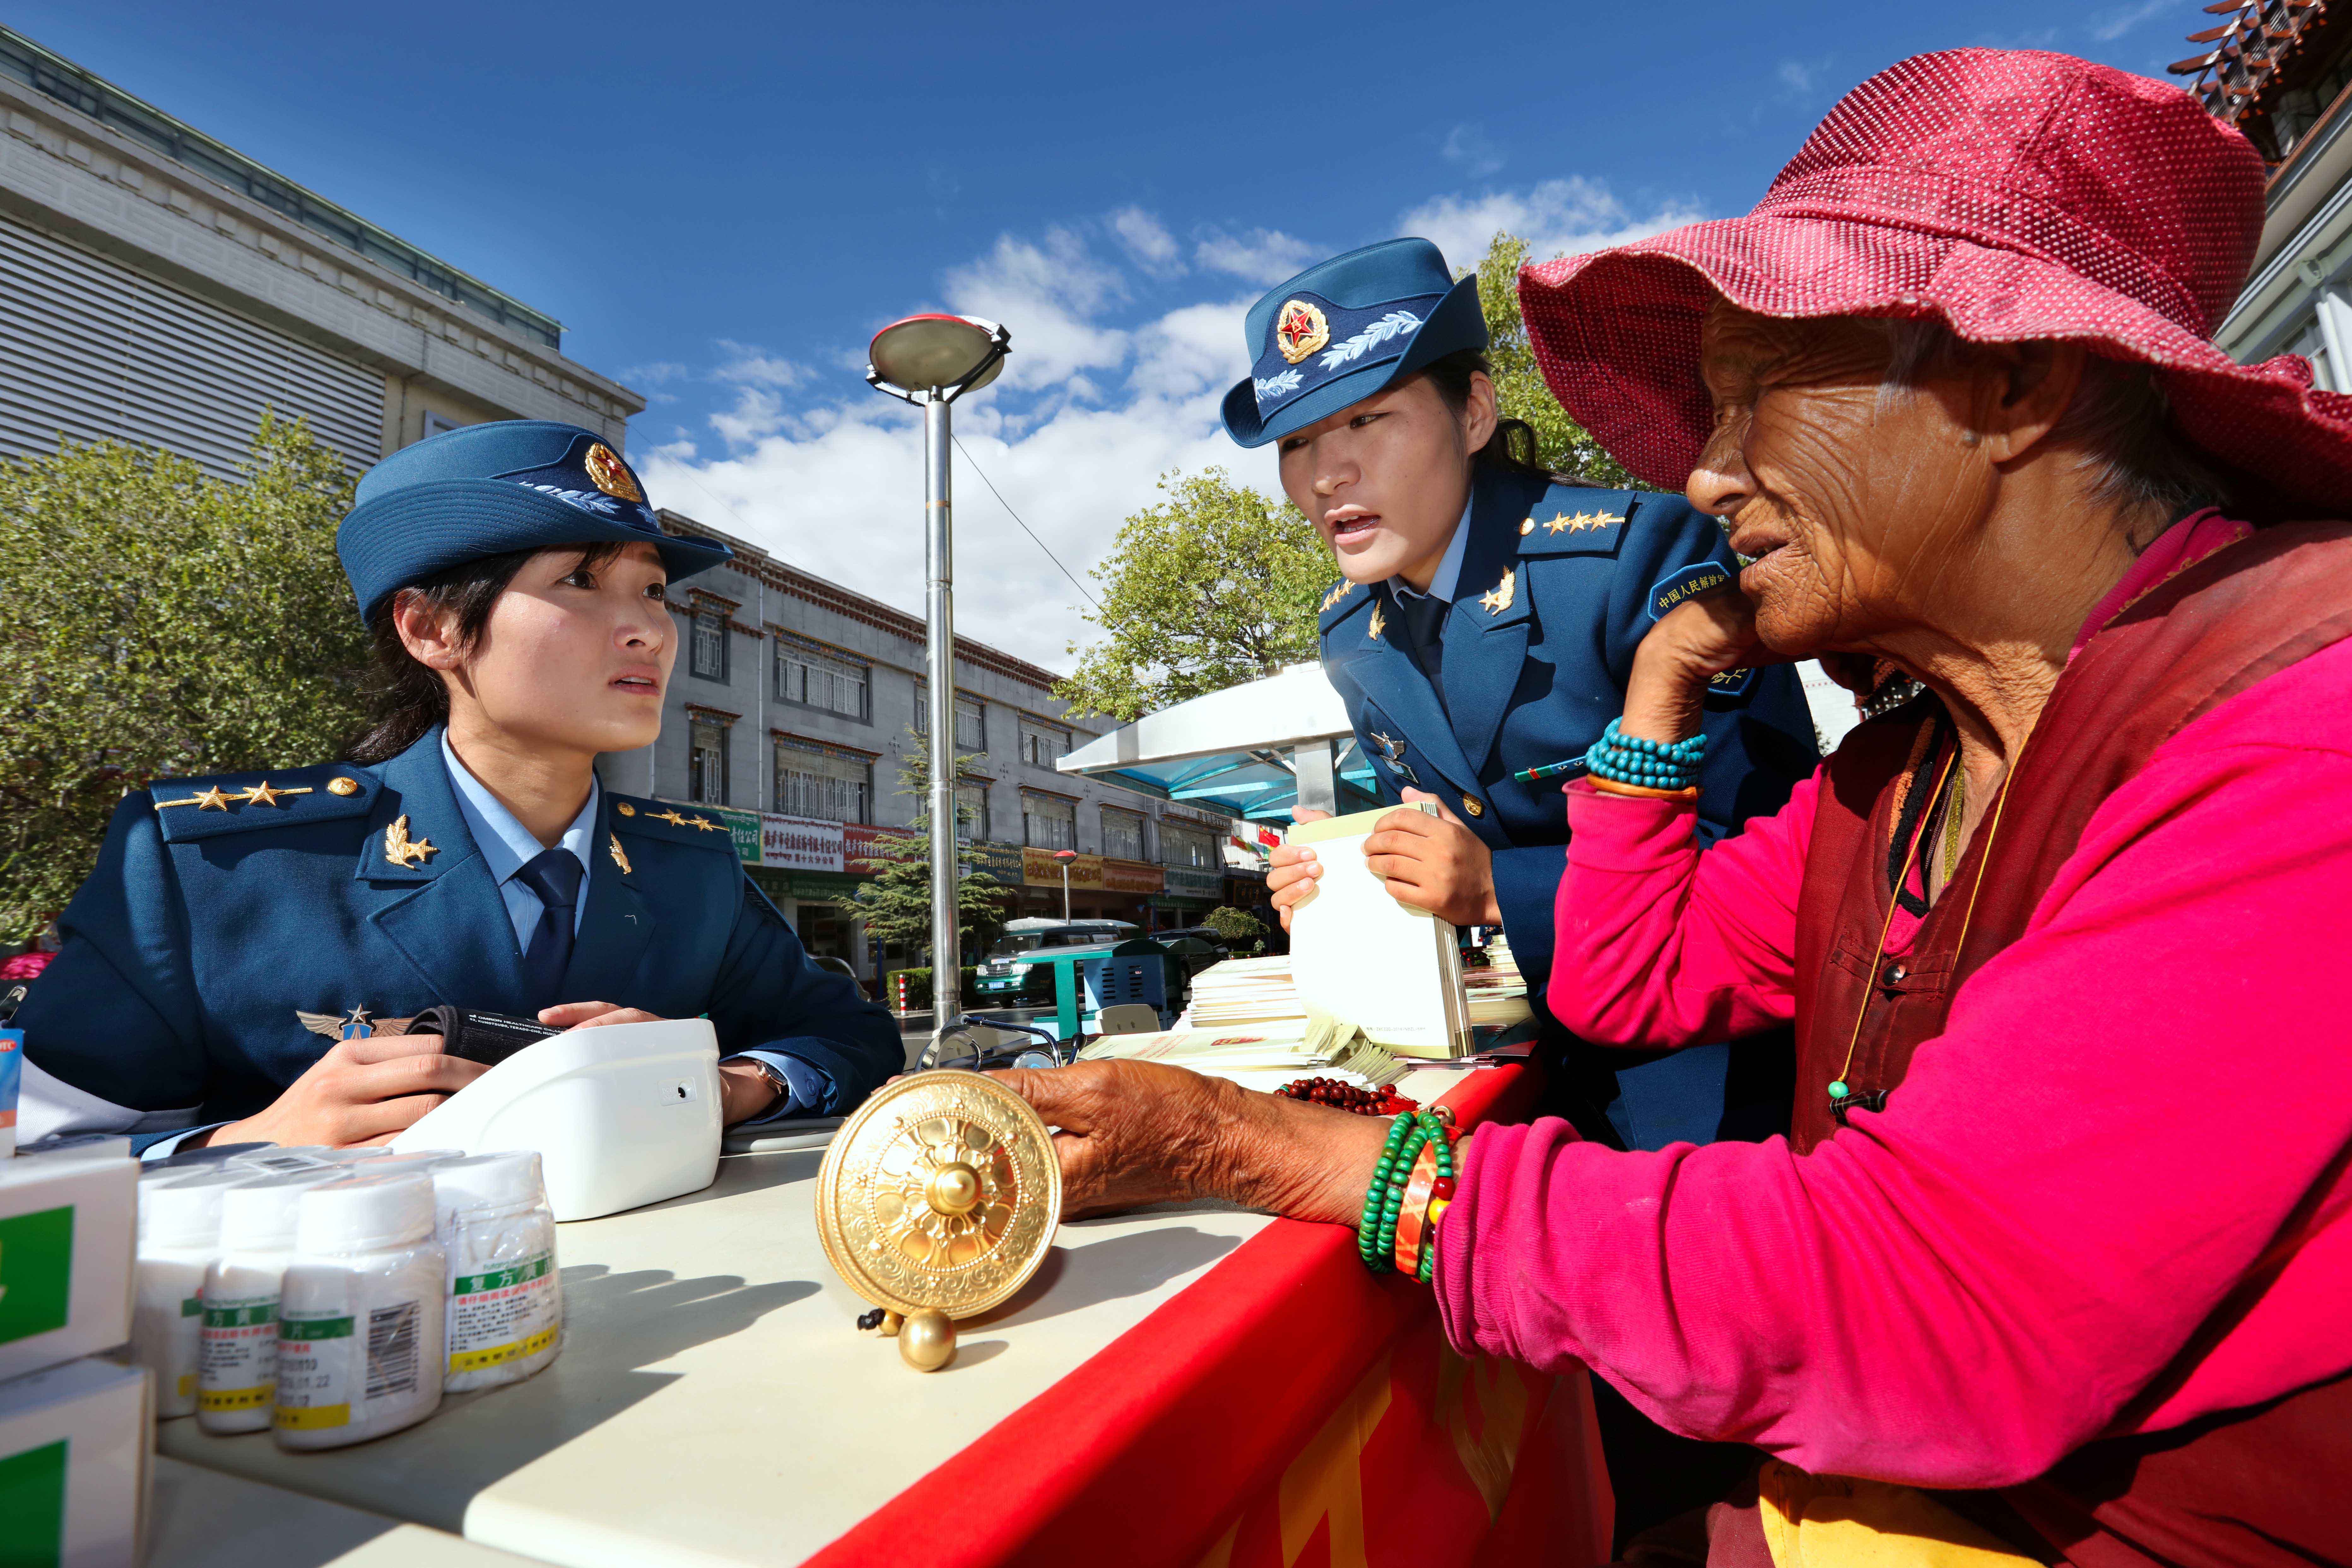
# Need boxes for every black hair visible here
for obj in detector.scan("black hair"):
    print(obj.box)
[1414,348,1589,484]
[344,540,626,765]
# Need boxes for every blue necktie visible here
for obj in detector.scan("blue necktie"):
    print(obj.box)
[514,848,584,1008]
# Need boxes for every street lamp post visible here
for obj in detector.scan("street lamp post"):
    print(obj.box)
[1053,848,1076,923]
[866,314,1011,1062]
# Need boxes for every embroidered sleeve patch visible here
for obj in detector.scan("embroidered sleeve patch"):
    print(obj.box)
[1648,561,1735,621]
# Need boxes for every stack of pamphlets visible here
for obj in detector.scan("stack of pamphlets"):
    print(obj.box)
[1465,932,1533,1030]
[1184,955,1307,1028]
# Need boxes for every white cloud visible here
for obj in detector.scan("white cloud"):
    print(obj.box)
[1441,123,1506,178]
[1399,177,1707,270]
[1109,205,1183,274]
[942,227,1131,394]
[2090,0,2174,40]
[712,341,811,388]
[1193,227,1319,285]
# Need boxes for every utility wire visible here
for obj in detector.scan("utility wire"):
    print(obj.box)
[952,434,1101,609]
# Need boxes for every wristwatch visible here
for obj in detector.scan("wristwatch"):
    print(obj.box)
[739,1056,793,1116]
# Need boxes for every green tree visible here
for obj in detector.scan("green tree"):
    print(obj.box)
[854,733,1013,957]
[1054,468,1328,722]
[0,417,367,944]
[1469,232,1634,487]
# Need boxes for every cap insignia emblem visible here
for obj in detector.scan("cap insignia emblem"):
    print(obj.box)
[1275,300,1330,365]
[584,442,645,504]
[1480,569,1517,616]
[609,834,634,875]
[1367,602,1386,641]
[384,814,438,869]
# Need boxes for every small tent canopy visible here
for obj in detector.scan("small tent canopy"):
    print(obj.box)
[1055,663,1379,821]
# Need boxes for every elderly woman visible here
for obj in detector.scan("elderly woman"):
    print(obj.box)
[1004,50,2352,1566]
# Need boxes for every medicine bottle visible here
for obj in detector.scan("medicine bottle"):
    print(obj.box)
[273,1172,445,1449]
[197,1170,338,1433]
[431,1152,562,1392]
[134,1168,253,1418]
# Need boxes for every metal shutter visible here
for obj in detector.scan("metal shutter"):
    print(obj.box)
[0,210,385,478]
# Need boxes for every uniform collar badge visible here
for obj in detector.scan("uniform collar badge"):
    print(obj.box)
[1370,731,1407,763]
[609,833,633,875]
[1481,569,1517,615]
[384,814,438,868]
[1367,602,1386,641]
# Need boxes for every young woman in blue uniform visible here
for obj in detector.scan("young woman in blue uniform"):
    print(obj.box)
[17,421,900,1157]
[1233,241,1818,1540]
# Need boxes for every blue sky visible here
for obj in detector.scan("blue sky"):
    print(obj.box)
[19,0,2202,666]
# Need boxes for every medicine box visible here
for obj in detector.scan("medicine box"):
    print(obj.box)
[0,1148,136,1383]
[0,1355,151,1568]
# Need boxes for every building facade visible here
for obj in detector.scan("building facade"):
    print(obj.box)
[2175,2,2352,377]
[0,25,638,476]
[597,512,1257,979]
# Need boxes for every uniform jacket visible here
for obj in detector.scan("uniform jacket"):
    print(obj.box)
[1318,467,1818,1144]
[17,727,899,1149]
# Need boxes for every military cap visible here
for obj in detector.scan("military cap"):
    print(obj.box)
[337,420,732,622]
[1221,238,1487,449]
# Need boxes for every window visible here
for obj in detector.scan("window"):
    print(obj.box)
[773,741,871,824]
[955,782,990,843]
[1101,807,1146,862]
[690,604,729,682]
[1020,718,1071,769]
[1161,823,1216,869]
[421,410,464,438]
[1023,793,1076,851]
[775,641,868,720]
[914,685,987,751]
[689,717,729,805]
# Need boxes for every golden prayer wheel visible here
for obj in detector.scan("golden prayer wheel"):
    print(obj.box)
[815,1071,1061,1366]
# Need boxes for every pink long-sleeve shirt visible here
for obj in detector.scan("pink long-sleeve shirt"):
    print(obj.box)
[1435,525,2352,1489]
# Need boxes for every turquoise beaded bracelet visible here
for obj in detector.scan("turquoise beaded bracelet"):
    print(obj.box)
[1585,718,1707,791]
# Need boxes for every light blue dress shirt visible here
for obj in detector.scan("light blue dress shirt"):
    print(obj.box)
[1386,497,1473,604]
[441,733,597,950]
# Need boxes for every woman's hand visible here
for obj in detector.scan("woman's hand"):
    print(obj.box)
[207,1034,488,1149]
[540,1001,782,1124]
[1622,587,1776,744]
[1267,807,1332,931]
[1364,790,1500,925]
[992,1060,1393,1223]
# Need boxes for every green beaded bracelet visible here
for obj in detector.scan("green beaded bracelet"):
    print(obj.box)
[1358,1114,1416,1261]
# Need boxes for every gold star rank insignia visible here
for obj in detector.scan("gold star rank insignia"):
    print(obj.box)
[1542,515,1572,534]
[155,784,238,811]
[383,814,438,868]
[653,809,691,827]
[609,834,633,875]
[1480,569,1517,616]
[689,815,723,832]
[237,780,312,808]
[1367,602,1387,641]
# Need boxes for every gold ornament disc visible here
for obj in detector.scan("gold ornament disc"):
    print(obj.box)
[815,1071,1060,1320]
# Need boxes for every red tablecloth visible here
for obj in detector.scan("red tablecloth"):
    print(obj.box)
[809,1062,1610,1568]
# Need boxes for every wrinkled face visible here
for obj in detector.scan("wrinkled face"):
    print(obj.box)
[1688,303,1992,655]
[454,541,675,755]
[1276,373,1485,588]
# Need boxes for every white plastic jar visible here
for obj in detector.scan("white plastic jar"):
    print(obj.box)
[134,1168,253,1418]
[196,1170,340,1433]
[272,1172,445,1449]
[430,1152,562,1392]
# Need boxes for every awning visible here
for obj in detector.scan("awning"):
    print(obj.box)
[1055,663,1379,821]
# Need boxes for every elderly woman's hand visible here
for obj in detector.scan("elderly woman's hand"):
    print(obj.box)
[992,1060,1396,1222]
[1623,587,1781,744]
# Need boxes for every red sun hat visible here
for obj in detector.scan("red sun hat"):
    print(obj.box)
[1520,49,2352,517]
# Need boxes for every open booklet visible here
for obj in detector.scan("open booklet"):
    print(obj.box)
[1286,801,1474,1059]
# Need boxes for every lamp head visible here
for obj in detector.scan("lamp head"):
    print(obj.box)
[867,314,1010,401]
